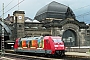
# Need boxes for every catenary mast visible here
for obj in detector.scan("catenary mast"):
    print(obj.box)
[1,3,5,57]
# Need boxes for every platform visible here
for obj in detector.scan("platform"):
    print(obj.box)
[65,52,90,58]
[1,50,90,59]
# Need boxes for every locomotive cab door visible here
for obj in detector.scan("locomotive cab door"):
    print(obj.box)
[44,39,51,49]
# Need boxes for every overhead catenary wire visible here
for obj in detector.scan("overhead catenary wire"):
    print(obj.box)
[0,0,14,14]
[76,11,90,18]
[18,0,19,11]
[68,3,90,23]
[73,4,90,19]
[70,4,90,18]
[74,4,90,11]
[0,0,90,20]
[0,0,25,17]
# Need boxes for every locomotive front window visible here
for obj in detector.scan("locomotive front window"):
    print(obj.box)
[53,39,62,43]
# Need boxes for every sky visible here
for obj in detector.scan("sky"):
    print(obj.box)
[0,0,90,24]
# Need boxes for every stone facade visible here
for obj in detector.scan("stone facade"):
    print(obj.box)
[0,1,90,47]
[13,11,25,39]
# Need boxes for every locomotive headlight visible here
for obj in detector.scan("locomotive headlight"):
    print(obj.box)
[54,45,58,47]
[60,45,64,47]
[55,48,57,49]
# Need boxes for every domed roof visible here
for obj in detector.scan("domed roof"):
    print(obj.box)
[34,1,75,21]
[36,1,68,16]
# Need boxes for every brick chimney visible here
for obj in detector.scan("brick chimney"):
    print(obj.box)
[8,14,10,20]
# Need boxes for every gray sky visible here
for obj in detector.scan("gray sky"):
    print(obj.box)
[0,0,90,23]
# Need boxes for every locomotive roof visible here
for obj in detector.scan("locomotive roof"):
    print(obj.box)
[20,36,43,41]
[44,36,62,39]
[51,36,62,39]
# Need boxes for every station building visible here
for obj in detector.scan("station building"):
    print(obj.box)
[0,1,90,49]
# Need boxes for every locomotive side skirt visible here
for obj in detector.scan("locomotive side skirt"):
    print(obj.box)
[15,49,52,54]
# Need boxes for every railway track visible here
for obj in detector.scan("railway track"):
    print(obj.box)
[0,50,90,60]
[0,52,90,60]
[0,52,64,60]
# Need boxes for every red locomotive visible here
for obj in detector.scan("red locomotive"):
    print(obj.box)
[14,36,65,56]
